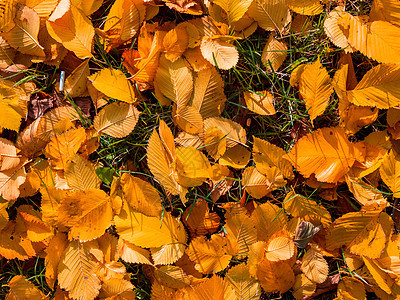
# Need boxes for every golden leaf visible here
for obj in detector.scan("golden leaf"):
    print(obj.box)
[0,37,16,68]
[0,222,35,260]
[298,58,333,123]
[292,274,316,300]
[190,275,236,299]
[58,240,101,300]
[339,13,400,64]
[242,166,271,199]
[284,127,358,183]
[363,256,394,294]
[5,275,45,300]
[17,207,52,242]
[58,188,113,241]
[225,263,260,299]
[200,36,238,70]
[175,106,204,135]
[0,79,29,131]
[247,0,291,32]
[243,91,276,115]
[219,144,251,169]
[114,201,187,248]
[93,102,140,138]
[288,0,323,15]
[204,117,246,148]
[300,246,328,283]
[0,159,26,201]
[370,0,400,27]
[155,55,193,108]
[336,277,366,300]
[225,210,257,258]
[46,0,94,59]
[88,68,136,103]
[192,67,226,118]
[0,0,16,32]
[154,265,191,289]
[0,138,21,172]
[151,243,186,265]
[117,238,153,265]
[324,7,353,53]
[264,230,296,262]
[213,0,253,24]
[163,26,189,62]
[0,201,8,231]
[253,137,293,179]
[65,154,101,191]
[257,258,295,293]
[250,201,287,241]
[99,278,135,299]
[345,176,386,206]
[45,232,69,287]
[63,59,90,97]
[283,191,331,226]
[261,35,287,72]
[44,127,86,170]
[326,208,393,258]
[380,150,400,198]
[182,199,220,237]
[186,234,233,274]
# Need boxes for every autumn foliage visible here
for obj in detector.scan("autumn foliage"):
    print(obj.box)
[1,0,400,299]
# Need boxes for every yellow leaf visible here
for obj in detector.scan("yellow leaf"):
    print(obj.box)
[283,191,332,226]
[192,67,226,118]
[175,146,211,187]
[5,275,45,300]
[253,137,294,180]
[380,150,400,198]
[370,0,400,27]
[120,173,162,217]
[250,201,287,241]
[324,7,353,53]
[363,256,394,294]
[0,79,29,131]
[326,208,393,258]
[339,13,400,64]
[0,159,26,202]
[0,37,16,68]
[219,144,250,169]
[114,201,187,248]
[225,263,261,299]
[58,240,101,300]
[100,278,135,299]
[200,36,238,70]
[174,106,203,134]
[154,265,191,289]
[0,138,21,172]
[345,176,386,206]
[155,55,193,108]
[44,127,86,170]
[290,63,307,87]
[204,117,246,148]
[186,235,233,274]
[17,207,52,242]
[247,0,291,32]
[70,0,103,16]
[65,154,101,191]
[0,201,8,231]
[288,0,322,15]
[0,222,35,260]
[93,102,140,138]
[284,127,358,183]
[336,277,366,300]
[45,232,69,287]
[300,246,329,283]
[88,68,136,103]
[213,0,253,23]
[257,259,295,293]
[242,166,271,199]
[298,58,333,123]
[46,0,94,59]
[63,59,90,97]
[265,230,296,262]
[151,243,186,265]
[117,238,153,265]
[0,0,16,32]
[261,35,287,72]
[243,90,276,115]
[292,274,316,300]
[58,188,113,241]
[147,122,186,199]
[191,275,237,300]
[163,26,189,62]
[225,210,257,258]
[1,5,45,58]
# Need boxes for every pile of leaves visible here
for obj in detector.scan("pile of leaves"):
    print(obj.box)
[2,0,400,298]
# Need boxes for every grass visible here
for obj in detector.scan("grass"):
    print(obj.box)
[0,0,394,299]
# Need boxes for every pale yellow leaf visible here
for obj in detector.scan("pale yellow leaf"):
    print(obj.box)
[175,106,203,134]
[117,238,153,265]
[151,243,186,265]
[204,117,246,148]
[5,275,45,300]
[300,246,328,283]
[324,6,353,53]
[213,0,253,23]
[288,0,323,15]
[191,275,237,300]
[200,36,238,70]
[65,154,101,191]
[225,263,261,299]
[244,90,276,115]
[247,0,291,32]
